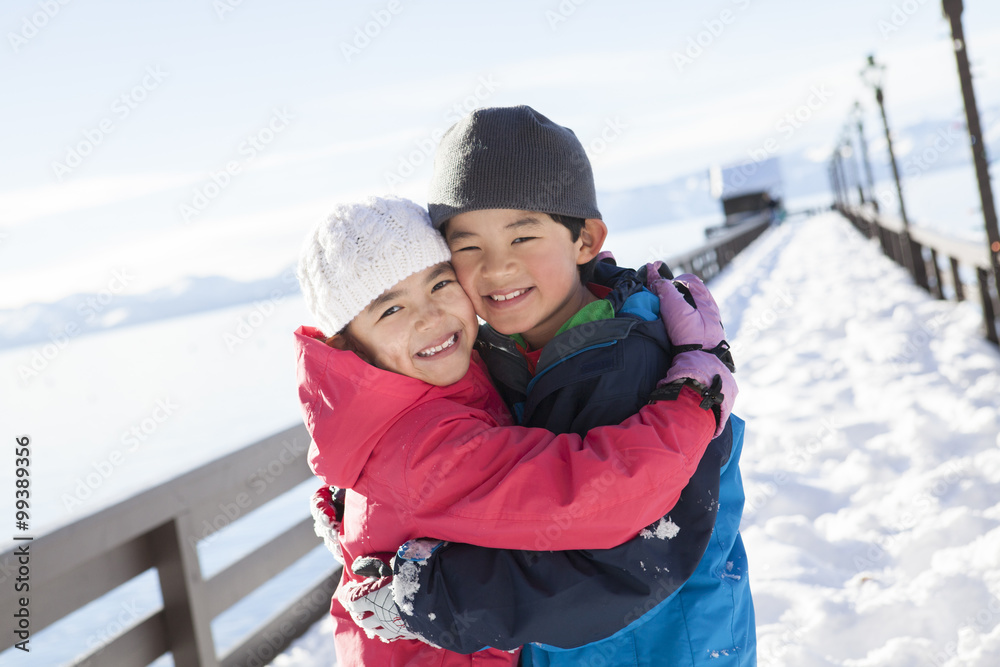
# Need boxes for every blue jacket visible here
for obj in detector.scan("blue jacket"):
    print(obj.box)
[399,262,756,665]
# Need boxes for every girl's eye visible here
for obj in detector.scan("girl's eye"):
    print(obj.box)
[432,280,453,292]
[454,245,480,252]
[378,305,401,320]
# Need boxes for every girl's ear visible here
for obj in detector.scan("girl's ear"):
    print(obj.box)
[325,334,352,350]
[576,218,609,264]
[325,332,374,365]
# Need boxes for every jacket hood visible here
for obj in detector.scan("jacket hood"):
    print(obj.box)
[294,325,494,489]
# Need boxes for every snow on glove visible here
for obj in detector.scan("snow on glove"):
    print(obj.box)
[337,553,424,644]
[311,485,345,565]
[646,266,738,436]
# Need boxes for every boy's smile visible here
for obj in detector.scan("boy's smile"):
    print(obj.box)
[341,263,478,386]
[446,209,607,349]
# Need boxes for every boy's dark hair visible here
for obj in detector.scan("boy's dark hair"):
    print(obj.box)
[439,213,597,284]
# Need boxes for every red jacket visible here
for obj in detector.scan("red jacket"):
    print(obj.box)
[295,326,715,666]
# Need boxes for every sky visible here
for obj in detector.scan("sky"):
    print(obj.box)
[2,0,1000,310]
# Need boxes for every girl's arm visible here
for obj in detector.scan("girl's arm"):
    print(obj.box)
[392,384,715,550]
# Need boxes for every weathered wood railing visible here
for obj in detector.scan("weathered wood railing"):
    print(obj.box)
[836,202,999,346]
[0,424,338,667]
[665,212,774,283]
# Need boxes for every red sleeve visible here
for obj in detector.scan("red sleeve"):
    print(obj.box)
[393,387,715,550]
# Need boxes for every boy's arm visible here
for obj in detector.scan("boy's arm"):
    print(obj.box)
[344,419,733,652]
[414,431,728,652]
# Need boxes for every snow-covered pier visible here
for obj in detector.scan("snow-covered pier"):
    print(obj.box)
[3,212,999,666]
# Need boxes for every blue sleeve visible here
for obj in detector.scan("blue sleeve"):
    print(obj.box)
[397,421,732,653]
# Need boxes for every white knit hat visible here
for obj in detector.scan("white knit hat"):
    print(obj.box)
[297,196,452,335]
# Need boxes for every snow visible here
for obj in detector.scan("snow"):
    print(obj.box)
[640,516,681,540]
[3,211,999,665]
[395,559,426,617]
[707,213,1000,666]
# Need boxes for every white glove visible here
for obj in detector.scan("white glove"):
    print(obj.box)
[311,486,345,565]
[337,554,423,644]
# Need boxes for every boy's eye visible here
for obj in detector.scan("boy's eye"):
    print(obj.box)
[512,237,535,244]
[378,305,402,320]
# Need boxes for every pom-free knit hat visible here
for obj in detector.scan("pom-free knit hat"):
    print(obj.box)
[297,196,452,335]
[428,105,602,228]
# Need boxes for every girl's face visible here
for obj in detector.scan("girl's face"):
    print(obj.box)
[340,262,479,386]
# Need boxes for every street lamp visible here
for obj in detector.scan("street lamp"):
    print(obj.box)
[861,55,909,228]
[852,101,879,212]
[862,53,923,282]
[942,0,1000,343]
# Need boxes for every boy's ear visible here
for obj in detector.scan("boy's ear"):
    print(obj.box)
[576,218,609,264]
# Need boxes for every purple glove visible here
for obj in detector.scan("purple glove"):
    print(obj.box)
[646,267,737,436]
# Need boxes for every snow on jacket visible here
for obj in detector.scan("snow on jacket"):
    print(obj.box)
[396,262,757,666]
[294,325,716,667]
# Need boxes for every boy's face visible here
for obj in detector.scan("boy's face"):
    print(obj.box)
[340,263,479,386]
[446,209,606,349]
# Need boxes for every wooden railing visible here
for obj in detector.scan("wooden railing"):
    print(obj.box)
[836,202,999,346]
[0,424,339,667]
[664,212,774,283]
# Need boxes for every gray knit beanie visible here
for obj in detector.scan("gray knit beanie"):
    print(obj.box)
[297,196,452,335]
[428,105,602,228]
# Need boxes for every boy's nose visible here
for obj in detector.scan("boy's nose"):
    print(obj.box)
[481,251,515,282]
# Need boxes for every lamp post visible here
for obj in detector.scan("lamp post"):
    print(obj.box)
[862,54,922,281]
[853,101,879,212]
[942,0,1000,343]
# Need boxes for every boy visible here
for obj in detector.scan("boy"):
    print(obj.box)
[296,195,737,666]
[349,107,756,665]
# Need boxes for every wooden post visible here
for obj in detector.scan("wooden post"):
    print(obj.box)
[149,514,219,667]
[977,268,999,345]
[950,256,965,301]
[910,238,930,291]
[930,248,945,299]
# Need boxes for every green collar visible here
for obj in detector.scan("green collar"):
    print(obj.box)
[510,297,616,350]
